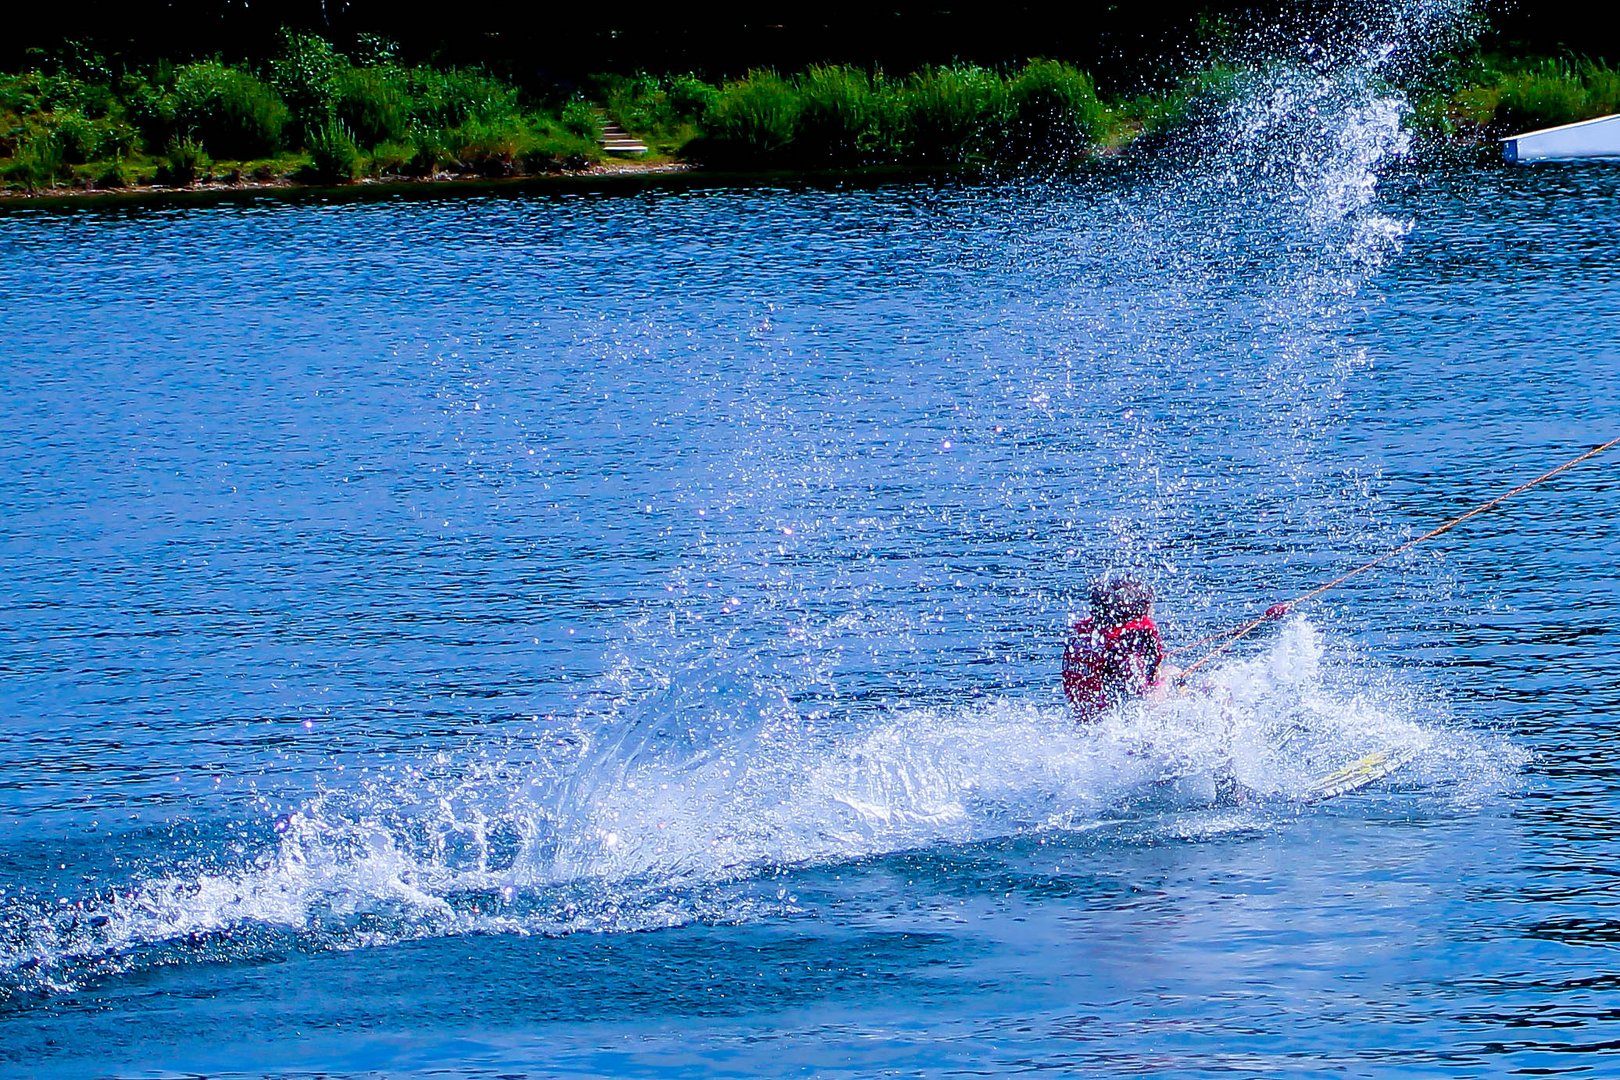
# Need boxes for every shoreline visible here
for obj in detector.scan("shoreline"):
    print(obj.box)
[0,159,698,211]
[1,149,1524,216]
[5,46,1597,215]
[0,159,1004,213]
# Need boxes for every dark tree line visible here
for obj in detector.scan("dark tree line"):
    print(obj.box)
[7,2,1608,88]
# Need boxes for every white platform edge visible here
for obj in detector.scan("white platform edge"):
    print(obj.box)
[1503,112,1620,162]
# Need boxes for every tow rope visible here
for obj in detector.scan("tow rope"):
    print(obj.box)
[1173,436,1620,681]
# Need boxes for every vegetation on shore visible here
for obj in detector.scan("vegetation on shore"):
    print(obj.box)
[0,33,607,193]
[0,35,1122,194]
[4,32,1618,197]
[1413,55,1620,145]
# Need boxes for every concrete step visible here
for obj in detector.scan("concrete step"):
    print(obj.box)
[595,109,649,154]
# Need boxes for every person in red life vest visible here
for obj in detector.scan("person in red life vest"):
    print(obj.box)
[1063,574,1179,721]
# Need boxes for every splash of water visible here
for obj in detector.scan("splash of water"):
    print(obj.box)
[0,620,1517,1000]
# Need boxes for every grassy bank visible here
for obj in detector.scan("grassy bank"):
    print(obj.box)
[0,34,1140,195]
[5,34,1619,196]
[622,60,1110,167]
[0,33,606,193]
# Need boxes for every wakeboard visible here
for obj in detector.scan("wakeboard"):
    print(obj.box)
[1301,746,1418,802]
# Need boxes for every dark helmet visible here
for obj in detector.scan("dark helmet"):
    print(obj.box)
[1089,573,1153,625]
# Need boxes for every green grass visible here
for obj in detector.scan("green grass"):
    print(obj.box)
[902,65,1009,164]
[697,69,800,163]
[1494,58,1620,131]
[3,128,67,190]
[684,61,1114,169]
[156,136,209,186]
[171,61,290,159]
[1004,59,1107,162]
[0,43,1198,191]
[793,66,902,165]
[335,64,412,148]
[1415,54,1620,145]
[0,34,612,193]
[303,120,361,182]
[12,33,1617,196]
[590,72,715,157]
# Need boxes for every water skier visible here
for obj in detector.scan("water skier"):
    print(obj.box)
[1062,574,1181,722]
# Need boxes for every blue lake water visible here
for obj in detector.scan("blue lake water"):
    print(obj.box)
[3,57,1620,1080]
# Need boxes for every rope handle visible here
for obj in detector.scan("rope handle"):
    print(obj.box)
[1171,436,1620,681]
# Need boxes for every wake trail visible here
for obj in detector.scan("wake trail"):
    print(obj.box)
[0,620,1517,1001]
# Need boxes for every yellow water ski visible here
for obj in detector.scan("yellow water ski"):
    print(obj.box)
[1302,746,1418,801]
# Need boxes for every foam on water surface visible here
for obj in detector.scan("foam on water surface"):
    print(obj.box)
[0,618,1518,1001]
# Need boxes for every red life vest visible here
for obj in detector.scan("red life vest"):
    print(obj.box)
[1063,615,1164,721]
